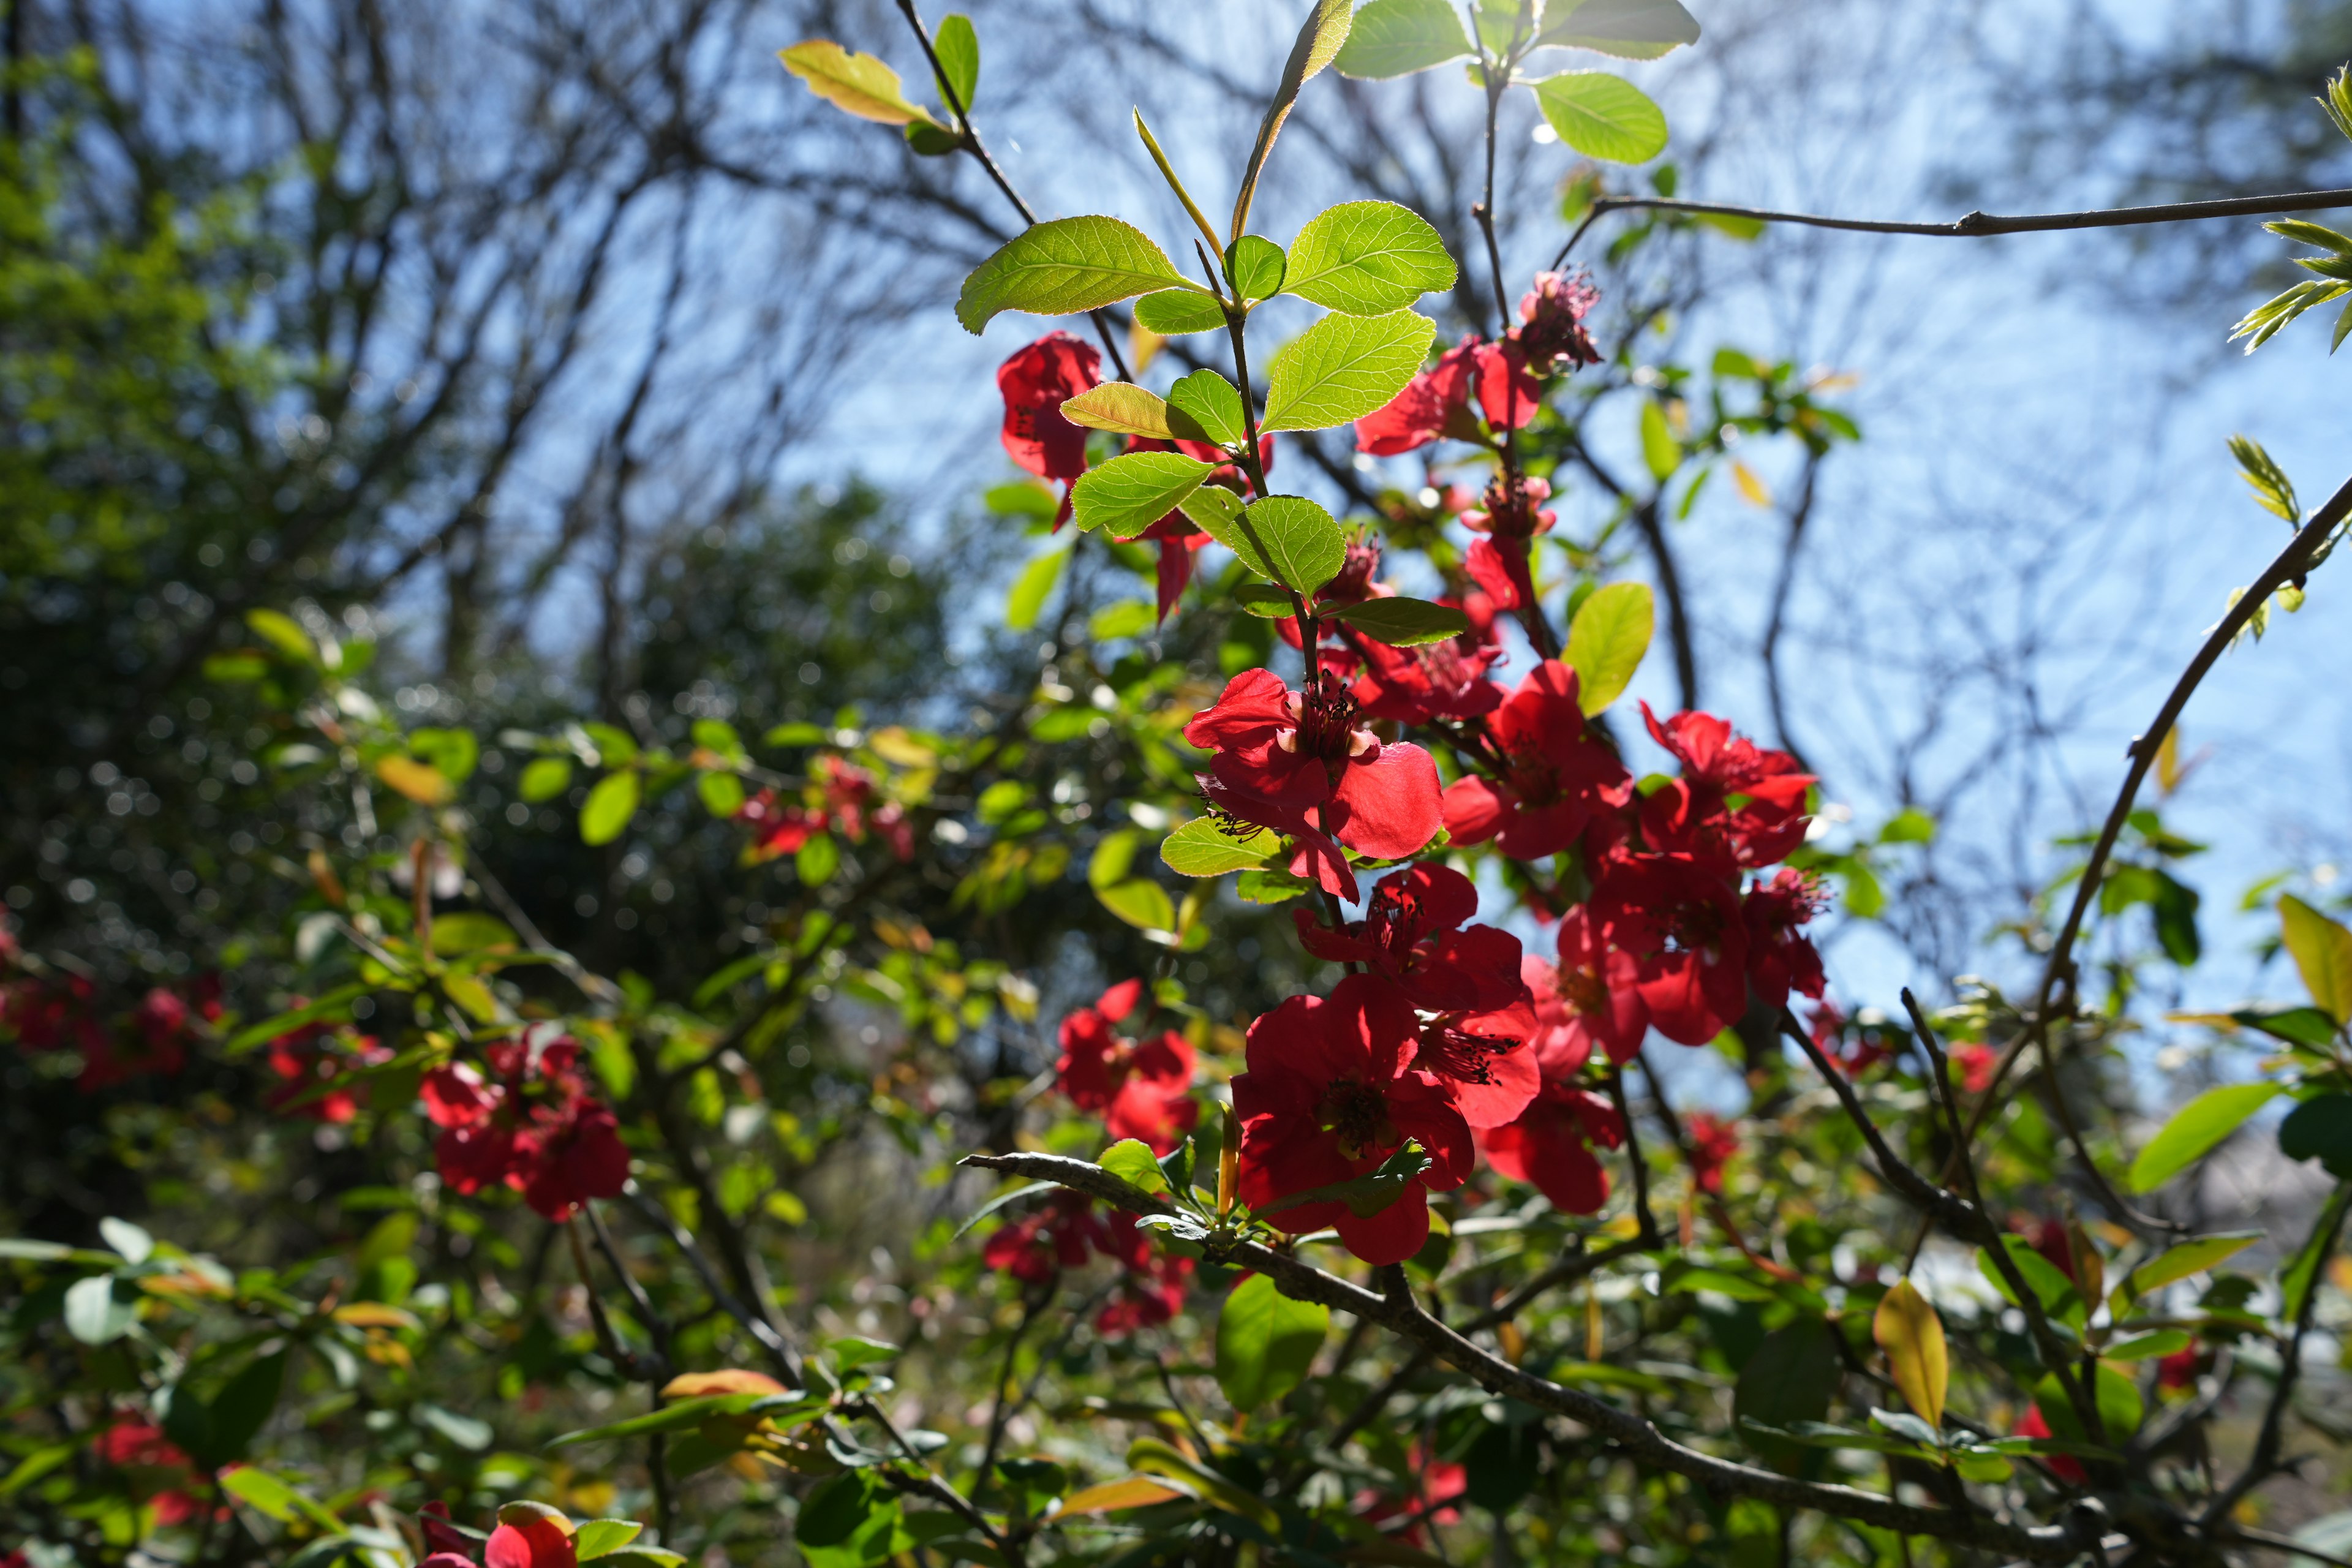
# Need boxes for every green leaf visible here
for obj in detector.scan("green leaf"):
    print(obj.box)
[1259,1142,1431,1218]
[2030,1364,2143,1447]
[1262,309,1434,432]
[2296,1512,2352,1562]
[829,1335,901,1370]
[1090,600,1156,641]
[1005,548,1068,632]
[410,727,479,782]
[1230,0,1354,239]
[430,913,519,956]
[64,1275,137,1345]
[951,1181,1061,1242]
[1283,200,1457,316]
[2229,434,2302,524]
[1161,816,1283,876]
[1231,495,1346,595]
[1133,289,1229,336]
[1167,370,1249,449]
[2152,870,2202,967]
[1564,581,1654,714]
[2280,894,2352,1023]
[798,1472,911,1568]
[1878,807,1937,845]
[1328,597,1469,646]
[99,1216,154,1264]
[2278,1094,2352,1179]
[2127,1082,2283,1193]
[2124,1232,2260,1300]
[698,770,746,818]
[582,722,639,765]
[1097,879,1177,932]
[1061,383,1178,440]
[956,216,1193,335]
[796,832,841,886]
[1069,451,1214,540]
[519,756,574,802]
[1099,1140,1173,1195]
[1231,582,1297,617]
[219,1467,342,1531]
[1978,1236,2084,1328]
[581,771,642,846]
[1733,1319,1840,1474]
[2103,1330,2193,1362]
[778,42,940,127]
[2229,1006,2339,1047]
[1532,72,1670,163]
[986,480,1060,519]
[247,608,317,664]
[1224,235,1288,301]
[1333,0,1474,78]
[1537,0,1702,59]
[931,14,979,111]
[1638,397,1680,479]
[1213,1273,1328,1410]
[193,1351,287,1466]
[1088,829,1139,890]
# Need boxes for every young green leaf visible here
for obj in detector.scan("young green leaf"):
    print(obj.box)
[1532,72,1670,163]
[1069,451,1215,540]
[2279,894,2352,1023]
[2126,1082,2283,1192]
[1262,309,1434,432]
[1097,878,1177,932]
[1098,1139,1172,1194]
[1872,1278,1948,1433]
[1231,0,1355,239]
[1638,397,1680,478]
[2122,1232,2260,1300]
[1005,547,1068,631]
[779,42,941,126]
[1333,0,1475,78]
[1213,1273,1329,1411]
[1166,369,1249,448]
[1133,288,1229,335]
[580,771,641,846]
[1231,496,1346,595]
[1161,816,1283,876]
[1061,383,1177,440]
[2228,434,2301,523]
[518,755,573,803]
[956,217,1193,334]
[1564,581,1654,714]
[930,15,979,113]
[576,1521,646,1562]
[1537,0,1702,60]
[1327,597,1470,646]
[1224,235,1288,301]
[1283,200,1458,315]
[2103,1330,2194,1362]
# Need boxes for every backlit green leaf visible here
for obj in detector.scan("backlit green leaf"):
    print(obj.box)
[1069,451,1214,540]
[1061,383,1177,439]
[581,772,641,846]
[1161,816,1283,876]
[1638,397,1680,478]
[2126,1082,2283,1193]
[2123,1232,2260,1300]
[779,41,940,127]
[1262,309,1434,432]
[1096,878,1177,932]
[1537,0,1702,60]
[1213,1273,1328,1410]
[1333,0,1474,78]
[1133,289,1229,336]
[1005,547,1067,631]
[1532,72,1670,163]
[1284,200,1457,316]
[930,14,979,112]
[1733,1319,1839,1475]
[1166,370,1248,448]
[957,217,1192,334]
[1224,235,1287,302]
[1564,581,1653,714]
[2280,894,2352,1023]
[1328,597,1469,646]
[1230,496,1346,595]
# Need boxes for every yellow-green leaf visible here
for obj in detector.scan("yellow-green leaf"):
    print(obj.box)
[1061,383,1177,440]
[778,41,940,127]
[581,772,641,846]
[1872,1278,1947,1432]
[2280,894,2352,1023]
[1564,581,1654,715]
[1638,397,1679,480]
[375,755,454,806]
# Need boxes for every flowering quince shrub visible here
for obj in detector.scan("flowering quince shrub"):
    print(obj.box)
[7,7,2352,1568]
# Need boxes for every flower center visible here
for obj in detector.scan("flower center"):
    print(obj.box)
[1283,671,1377,767]
[1418,1022,1513,1086]
[1316,1078,1397,1161]
[1557,960,1610,1019]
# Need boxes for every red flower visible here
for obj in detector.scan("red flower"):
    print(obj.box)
[1478,1081,1625,1215]
[1809,1000,1892,1079]
[1525,907,1647,1074]
[2156,1345,2205,1392]
[100,1420,190,1469]
[1093,1212,1194,1336]
[1742,868,1827,1011]
[981,1191,1106,1284]
[735,788,823,858]
[1412,999,1542,1129]
[421,1033,628,1221]
[1441,660,1627,861]
[1354,1444,1466,1544]
[1514,271,1601,372]
[1185,668,1444,897]
[1293,864,1526,1016]
[1950,1042,1998,1095]
[1232,976,1472,1265]
[1055,979,1199,1154]
[1472,339,1542,431]
[266,1023,393,1122]
[1590,854,1751,1045]
[1684,1112,1738,1195]
[1640,705,1814,868]
[422,1503,480,1559]
[2015,1404,2087,1485]
[1354,336,1480,455]
[486,1510,577,1568]
[998,332,1100,488]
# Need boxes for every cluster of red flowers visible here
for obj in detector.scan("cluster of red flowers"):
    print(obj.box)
[737,756,914,864]
[420,1029,628,1221]
[264,1019,393,1123]
[987,263,1822,1270]
[1,925,219,1091]
[979,1190,1194,1337]
[95,1417,211,1526]
[419,1501,578,1568]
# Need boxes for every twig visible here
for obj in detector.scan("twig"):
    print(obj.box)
[1551,187,2352,268]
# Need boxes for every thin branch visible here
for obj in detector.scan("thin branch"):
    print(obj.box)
[1553,187,2352,267]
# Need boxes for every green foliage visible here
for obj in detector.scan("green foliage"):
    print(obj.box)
[1070,451,1215,538]
[1333,0,1475,79]
[2127,1082,2283,1191]
[1532,72,1671,163]
[1212,1273,1327,1410]
[955,216,1193,334]
[1282,200,1458,315]
[1563,580,1654,713]
[1261,308,1434,431]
